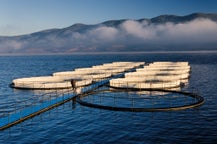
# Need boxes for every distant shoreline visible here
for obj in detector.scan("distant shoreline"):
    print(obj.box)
[0,50,217,56]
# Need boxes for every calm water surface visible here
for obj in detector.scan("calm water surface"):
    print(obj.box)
[0,53,217,144]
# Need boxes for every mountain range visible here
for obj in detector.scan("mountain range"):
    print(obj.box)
[0,13,217,55]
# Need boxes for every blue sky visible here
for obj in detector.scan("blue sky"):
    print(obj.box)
[0,0,216,36]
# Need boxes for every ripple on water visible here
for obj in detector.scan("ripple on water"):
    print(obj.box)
[0,53,217,143]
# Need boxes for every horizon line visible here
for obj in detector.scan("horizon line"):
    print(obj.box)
[0,50,217,56]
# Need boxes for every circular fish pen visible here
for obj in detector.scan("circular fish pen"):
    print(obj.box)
[10,76,93,90]
[76,88,204,112]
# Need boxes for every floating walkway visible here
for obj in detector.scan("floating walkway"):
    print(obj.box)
[1,62,143,130]
[1,61,204,130]
[0,78,110,131]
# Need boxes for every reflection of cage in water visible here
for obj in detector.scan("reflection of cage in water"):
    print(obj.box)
[76,88,204,112]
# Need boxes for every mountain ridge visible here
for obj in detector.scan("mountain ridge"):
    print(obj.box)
[3,12,217,37]
[0,12,217,54]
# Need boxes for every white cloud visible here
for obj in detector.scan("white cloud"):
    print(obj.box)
[0,39,25,53]
[87,26,119,41]
[1,18,217,53]
[121,20,156,40]
[83,18,217,46]
[119,19,217,44]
